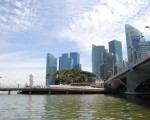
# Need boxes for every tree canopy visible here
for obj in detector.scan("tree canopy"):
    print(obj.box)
[53,69,87,85]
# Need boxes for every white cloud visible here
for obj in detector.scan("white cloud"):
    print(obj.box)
[60,0,150,59]
[0,0,38,32]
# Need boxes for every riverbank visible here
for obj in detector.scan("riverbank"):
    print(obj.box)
[18,85,105,94]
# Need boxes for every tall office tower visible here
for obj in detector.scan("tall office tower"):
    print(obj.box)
[92,44,105,77]
[100,50,119,79]
[138,41,150,57]
[59,52,82,70]
[109,40,123,71]
[125,24,145,64]
[59,53,73,71]
[70,52,81,70]
[46,53,57,85]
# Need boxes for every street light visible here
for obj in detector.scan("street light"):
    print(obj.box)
[145,26,150,30]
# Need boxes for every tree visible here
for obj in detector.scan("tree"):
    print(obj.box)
[54,69,88,85]
[55,71,62,84]
[46,73,52,79]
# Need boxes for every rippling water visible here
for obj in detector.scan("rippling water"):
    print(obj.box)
[0,94,150,120]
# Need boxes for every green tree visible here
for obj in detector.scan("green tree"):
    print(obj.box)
[55,71,62,84]
[46,73,52,79]
[54,69,88,85]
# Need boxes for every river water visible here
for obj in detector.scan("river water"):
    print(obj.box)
[0,93,150,120]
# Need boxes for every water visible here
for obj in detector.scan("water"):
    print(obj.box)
[0,94,150,120]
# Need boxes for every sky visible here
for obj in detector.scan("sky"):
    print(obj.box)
[0,0,150,86]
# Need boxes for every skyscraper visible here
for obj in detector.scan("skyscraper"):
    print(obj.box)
[46,53,57,85]
[59,53,73,71]
[70,52,81,69]
[109,40,123,70]
[138,41,150,57]
[92,44,105,77]
[59,52,81,70]
[125,24,145,63]
[100,49,119,79]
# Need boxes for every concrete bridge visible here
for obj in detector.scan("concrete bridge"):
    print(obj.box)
[105,53,150,93]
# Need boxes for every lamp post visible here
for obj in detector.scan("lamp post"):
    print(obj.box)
[145,26,150,29]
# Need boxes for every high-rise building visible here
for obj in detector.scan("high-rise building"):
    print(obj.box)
[46,53,57,85]
[125,24,145,64]
[70,52,81,69]
[109,40,123,71]
[100,50,119,79]
[92,44,105,77]
[138,41,150,57]
[59,52,81,70]
[59,53,73,71]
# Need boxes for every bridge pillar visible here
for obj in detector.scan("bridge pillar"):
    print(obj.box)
[126,69,150,92]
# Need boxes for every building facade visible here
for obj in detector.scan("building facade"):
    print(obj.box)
[125,24,145,64]
[100,50,119,79]
[70,52,81,69]
[46,53,57,85]
[59,52,81,71]
[92,44,105,77]
[109,40,123,71]
[138,41,150,58]
[59,53,73,71]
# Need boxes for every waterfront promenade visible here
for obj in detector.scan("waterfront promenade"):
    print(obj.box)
[0,85,105,94]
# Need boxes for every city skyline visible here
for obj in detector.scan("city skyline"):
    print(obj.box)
[1,0,150,85]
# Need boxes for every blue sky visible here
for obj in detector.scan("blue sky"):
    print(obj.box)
[0,0,150,86]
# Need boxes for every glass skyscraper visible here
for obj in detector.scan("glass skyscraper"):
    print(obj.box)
[125,24,145,63]
[59,52,81,70]
[92,44,105,77]
[46,53,57,85]
[138,41,150,57]
[59,53,73,71]
[70,52,81,69]
[100,49,119,79]
[109,40,123,70]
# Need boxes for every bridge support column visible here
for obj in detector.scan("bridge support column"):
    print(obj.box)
[126,69,150,92]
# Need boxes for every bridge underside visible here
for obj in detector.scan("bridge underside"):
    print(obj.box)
[126,62,150,92]
[105,61,150,93]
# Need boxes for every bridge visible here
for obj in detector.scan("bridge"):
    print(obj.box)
[105,51,150,94]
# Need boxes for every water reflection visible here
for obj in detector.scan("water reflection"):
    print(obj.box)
[112,94,150,108]
[0,94,150,120]
[42,95,150,120]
